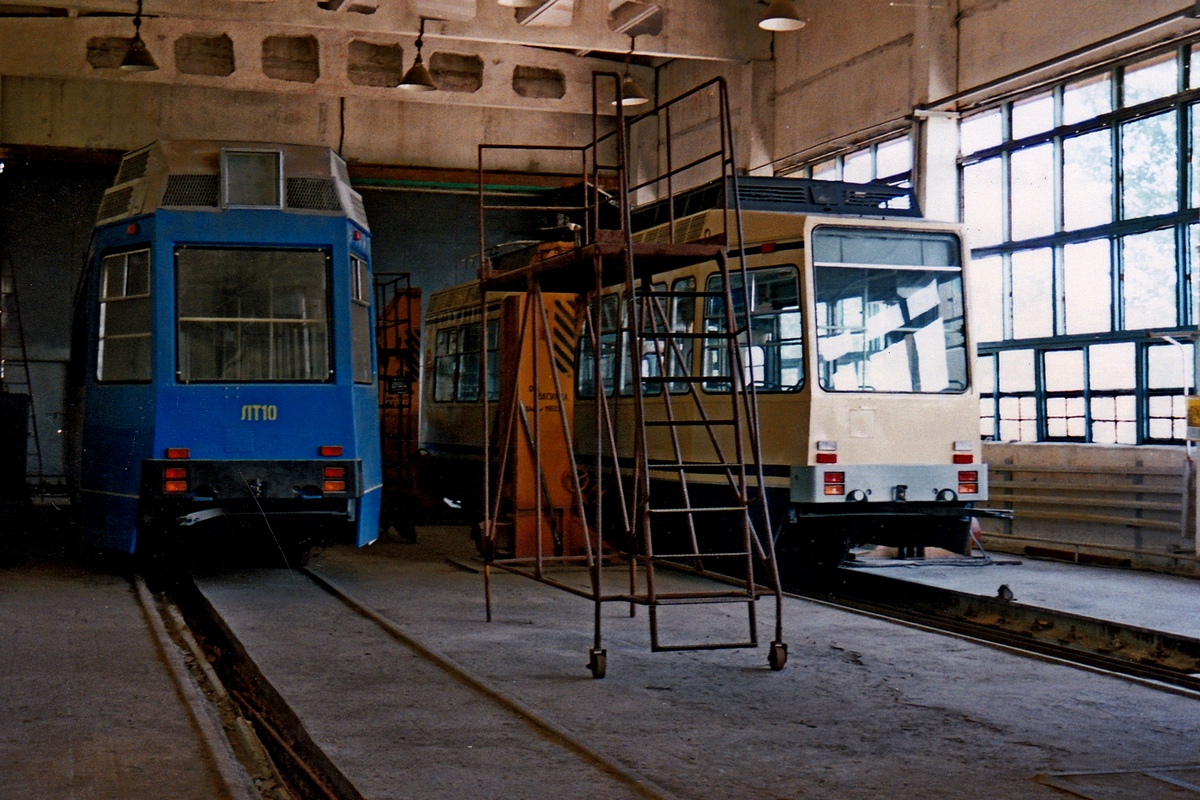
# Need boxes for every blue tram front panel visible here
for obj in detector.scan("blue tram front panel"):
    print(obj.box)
[73,142,381,553]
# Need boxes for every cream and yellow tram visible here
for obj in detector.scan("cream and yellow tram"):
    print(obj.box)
[421,178,987,566]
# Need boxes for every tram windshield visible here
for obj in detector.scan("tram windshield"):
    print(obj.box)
[176,247,331,382]
[812,227,968,394]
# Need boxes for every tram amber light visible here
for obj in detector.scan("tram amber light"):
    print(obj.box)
[953,454,974,464]
[319,445,343,457]
[323,466,346,479]
[761,241,777,254]
[163,480,188,493]
[823,472,845,484]
[824,485,846,496]
[323,480,346,493]
[816,453,838,464]
[166,447,191,459]
[958,483,979,495]
[164,467,187,480]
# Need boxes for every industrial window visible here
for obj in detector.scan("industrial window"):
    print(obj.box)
[176,247,330,382]
[702,266,803,393]
[800,133,914,187]
[964,43,1200,443]
[351,254,373,384]
[97,249,152,382]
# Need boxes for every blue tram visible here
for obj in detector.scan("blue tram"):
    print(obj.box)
[66,141,381,556]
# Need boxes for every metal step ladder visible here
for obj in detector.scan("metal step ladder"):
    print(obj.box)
[0,259,42,499]
[623,242,785,665]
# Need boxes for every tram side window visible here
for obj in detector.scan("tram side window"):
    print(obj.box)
[433,327,458,401]
[433,320,498,402]
[97,249,152,382]
[177,248,330,382]
[351,255,372,384]
[577,294,621,398]
[702,266,803,392]
[622,282,668,397]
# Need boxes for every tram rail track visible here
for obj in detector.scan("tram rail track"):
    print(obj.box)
[157,562,681,800]
[781,565,1200,697]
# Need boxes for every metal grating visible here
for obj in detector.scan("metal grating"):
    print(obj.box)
[114,149,151,185]
[286,177,342,211]
[97,186,134,221]
[162,174,220,208]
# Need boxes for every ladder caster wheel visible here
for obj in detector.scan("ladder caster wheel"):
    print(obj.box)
[588,648,607,679]
[768,641,787,671]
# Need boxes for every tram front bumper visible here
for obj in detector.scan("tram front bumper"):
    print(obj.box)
[789,464,988,505]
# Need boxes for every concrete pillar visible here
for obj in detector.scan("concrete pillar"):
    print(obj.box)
[914,110,959,223]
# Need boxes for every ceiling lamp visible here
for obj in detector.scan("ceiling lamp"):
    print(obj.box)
[612,36,650,108]
[399,18,437,91]
[759,0,806,31]
[497,0,540,7]
[119,0,158,71]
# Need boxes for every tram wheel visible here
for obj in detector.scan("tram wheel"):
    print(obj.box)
[588,648,607,679]
[768,641,788,671]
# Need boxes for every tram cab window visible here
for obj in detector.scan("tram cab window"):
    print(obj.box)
[176,247,330,382]
[351,255,372,384]
[701,266,803,392]
[97,249,152,382]
[812,226,967,394]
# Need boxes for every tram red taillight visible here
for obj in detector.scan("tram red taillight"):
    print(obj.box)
[319,445,343,457]
[953,453,974,464]
[166,447,190,459]
[163,465,188,494]
[323,465,347,493]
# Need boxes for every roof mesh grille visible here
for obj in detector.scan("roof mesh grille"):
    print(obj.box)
[163,174,220,207]
[346,191,367,222]
[286,177,342,211]
[114,149,151,185]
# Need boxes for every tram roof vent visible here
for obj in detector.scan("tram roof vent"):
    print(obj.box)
[93,141,371,231]
[630,176,921,233]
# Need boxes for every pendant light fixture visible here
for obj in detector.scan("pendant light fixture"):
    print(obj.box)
[759,0,806,31]
[399,17,437,92]
[497,0,540,7]
[612,35,650,108]
[119,0,159,71]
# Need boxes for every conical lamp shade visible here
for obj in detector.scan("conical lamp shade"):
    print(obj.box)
[120,32,159,71]
[399,54,436,91]
[612,73,650,107]
[759,0,805,31]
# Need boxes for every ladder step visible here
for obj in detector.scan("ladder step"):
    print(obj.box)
[646,461,746,469]
[644,419,735,426]
[651,551,750,560]
[638,331,716,340]
[638,290,726,298]
[649,506,747,514]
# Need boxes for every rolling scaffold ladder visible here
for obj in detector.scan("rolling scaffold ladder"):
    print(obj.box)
[477,74,786,677]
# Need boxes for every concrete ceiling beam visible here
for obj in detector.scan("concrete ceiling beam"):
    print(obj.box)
[0,0,772,61]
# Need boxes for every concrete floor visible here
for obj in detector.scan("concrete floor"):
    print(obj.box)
[0,538,233,800]
[4,511,1200,800]
[195,526,1200,800]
